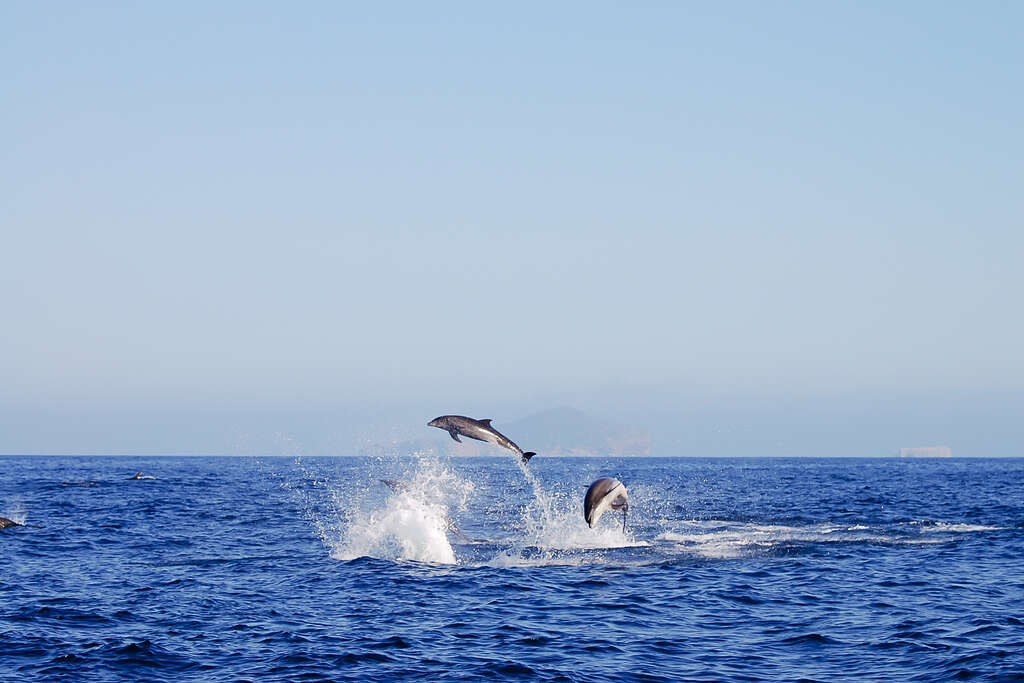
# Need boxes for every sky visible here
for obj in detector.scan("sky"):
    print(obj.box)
[2,2,1022,455]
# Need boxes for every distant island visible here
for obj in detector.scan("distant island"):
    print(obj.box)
[501,406,650,457]
[899,446,952,458]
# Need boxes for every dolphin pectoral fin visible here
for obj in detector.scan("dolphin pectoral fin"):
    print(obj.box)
[449,430,462,443]
[521,452,536,463]
[380,479,408,493]
[446,514,474,543]
[449,523,474,543]
[622,508,627,533]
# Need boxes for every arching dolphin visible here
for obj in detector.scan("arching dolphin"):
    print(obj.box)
[584,477,629,532]
[0,517,41,530]
[428,415,536,463]
[128,472,156,480]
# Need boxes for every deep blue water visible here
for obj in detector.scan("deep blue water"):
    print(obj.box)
[2,455,1023,681]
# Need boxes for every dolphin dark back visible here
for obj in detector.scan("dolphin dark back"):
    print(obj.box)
[428,415,537,463]
[584,477,629,531]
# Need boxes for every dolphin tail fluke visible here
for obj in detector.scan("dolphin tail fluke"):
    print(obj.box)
[521,451,536,463]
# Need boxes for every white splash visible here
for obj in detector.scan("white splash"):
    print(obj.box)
[2,503,27,525]
[329,454,473,565]
[524,500,642,551]
[332,493,456,564]
[483,458,646,568]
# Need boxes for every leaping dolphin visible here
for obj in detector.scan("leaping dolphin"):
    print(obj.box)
[584,477,629,532]
[428,415,536,463]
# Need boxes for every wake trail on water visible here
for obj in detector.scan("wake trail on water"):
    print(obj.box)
[270,452,1011,568]
[279,449,642,567]
[654,519,1008,559]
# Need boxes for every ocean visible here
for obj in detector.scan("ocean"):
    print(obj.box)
[1,454,1022,681]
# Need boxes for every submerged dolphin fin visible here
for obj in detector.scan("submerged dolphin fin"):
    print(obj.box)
[448,430,462,443]
[380,479,409,493]
[521,451,536,463]
[448,522,474,543]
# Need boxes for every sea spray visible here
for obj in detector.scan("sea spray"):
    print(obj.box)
[244,434,350,549]
[2,502,27,525]
[329,452,473,564]
[4,455,1022,682]
[514,455,555,532]
[259,451,350,553]
[499,456,639,563]
[277,447,644,566]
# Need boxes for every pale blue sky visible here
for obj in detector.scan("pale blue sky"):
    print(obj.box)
[2,3,1022,454]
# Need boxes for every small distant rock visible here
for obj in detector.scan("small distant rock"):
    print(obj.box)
[502,407,651,457]
[899,446,952,458]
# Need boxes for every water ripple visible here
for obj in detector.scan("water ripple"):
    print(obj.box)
[2,455,1023,681]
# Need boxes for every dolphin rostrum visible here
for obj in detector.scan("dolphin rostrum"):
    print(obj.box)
[428,415,536,463]
[584,477,629,532]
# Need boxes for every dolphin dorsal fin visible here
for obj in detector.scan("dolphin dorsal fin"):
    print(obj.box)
[479,418,493,426]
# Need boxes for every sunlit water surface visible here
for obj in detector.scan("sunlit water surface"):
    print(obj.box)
[2,455,1022,681]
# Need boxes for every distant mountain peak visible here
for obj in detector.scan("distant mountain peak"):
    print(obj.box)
[503,406,649,457]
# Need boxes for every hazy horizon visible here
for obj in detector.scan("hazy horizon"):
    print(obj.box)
[3,3,1022,456]
[3,388,1021,458]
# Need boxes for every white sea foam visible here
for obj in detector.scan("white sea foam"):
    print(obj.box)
[328,454,473,565]
[524,504,644,551]
[463,456,649,568]
[909,522,1007,533]
[657,522,902,559]
[331,492,456,564]
[655,517,1004,559]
